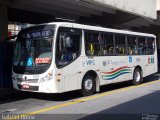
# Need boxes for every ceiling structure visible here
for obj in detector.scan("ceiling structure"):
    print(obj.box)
[6,0,160,34]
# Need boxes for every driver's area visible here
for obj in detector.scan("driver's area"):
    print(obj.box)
[56,27,81,68]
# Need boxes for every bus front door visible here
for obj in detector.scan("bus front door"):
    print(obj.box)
[61,58,81,92]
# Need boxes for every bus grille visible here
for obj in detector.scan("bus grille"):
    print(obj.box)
[16,78,39,83]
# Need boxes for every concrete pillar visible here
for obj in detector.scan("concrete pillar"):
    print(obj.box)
[0,4,8,42]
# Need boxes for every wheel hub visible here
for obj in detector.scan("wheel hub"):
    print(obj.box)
[135,71,140,82]
[84,79,93,90]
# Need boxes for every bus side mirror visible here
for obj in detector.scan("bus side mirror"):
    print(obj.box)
[5,35,17,42]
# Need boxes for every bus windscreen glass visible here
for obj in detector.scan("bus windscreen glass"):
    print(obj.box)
[13,25,54,74]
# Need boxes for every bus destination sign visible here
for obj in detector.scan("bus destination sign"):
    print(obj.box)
[26,29,53,39]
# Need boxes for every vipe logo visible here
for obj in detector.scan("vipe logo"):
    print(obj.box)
[142,114,158,120]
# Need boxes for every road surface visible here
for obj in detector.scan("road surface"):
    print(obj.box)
[0,74,160,120]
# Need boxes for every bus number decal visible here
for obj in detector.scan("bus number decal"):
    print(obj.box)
[136,58,140,62]
[129,56,132,63]
[148,56,154,64]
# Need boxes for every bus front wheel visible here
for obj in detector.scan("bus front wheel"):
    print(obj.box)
[133,68,143,85]
[81,74,96,96]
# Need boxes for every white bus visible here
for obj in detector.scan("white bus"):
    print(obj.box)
[12,22,157,96]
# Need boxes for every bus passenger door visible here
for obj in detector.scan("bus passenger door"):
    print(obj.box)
[61,58,82,91]
[55,27,82,91]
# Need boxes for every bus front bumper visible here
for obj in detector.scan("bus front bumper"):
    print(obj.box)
[13,79,62,93]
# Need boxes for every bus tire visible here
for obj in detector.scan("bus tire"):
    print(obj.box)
[81,74,96,96]
[133,68,143,85]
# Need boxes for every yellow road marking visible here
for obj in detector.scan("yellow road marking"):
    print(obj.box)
[28,101,78,114]
[26,79,160,115]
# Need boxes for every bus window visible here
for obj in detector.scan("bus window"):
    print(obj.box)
[138,37,147,55]
[56,27,81,67]
[85,31,101,56]
[101,33,114,56]
[115,35,126,55]
[127,36,138,55]
[147,38,155,55]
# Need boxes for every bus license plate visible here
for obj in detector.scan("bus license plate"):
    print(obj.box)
[22,84,30,89]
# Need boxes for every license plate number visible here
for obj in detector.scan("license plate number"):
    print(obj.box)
[22,84,30,89]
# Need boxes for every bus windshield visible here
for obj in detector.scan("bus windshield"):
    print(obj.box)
[13,25,54,74]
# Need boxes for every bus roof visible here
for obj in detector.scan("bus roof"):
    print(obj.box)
[38,22,156,38]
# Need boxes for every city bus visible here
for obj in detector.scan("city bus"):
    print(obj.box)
[12,22,157,96]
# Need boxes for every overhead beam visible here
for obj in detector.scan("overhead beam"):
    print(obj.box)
[8,8,56,24]
[63,0,116,14]
[86,0,157,19]
[10,0,91,18]
[34,0,103,16]
[133,25,160,34]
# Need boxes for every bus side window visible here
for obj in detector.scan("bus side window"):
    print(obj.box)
[115,35,126,55]
[127,36,137,55]
[56,27,81,67]
[86,43,94,55]
[128,47,133,55]
[101,33,114,56]
[138,37,147,55]
[85,31,101,56]
[147,38,155,55]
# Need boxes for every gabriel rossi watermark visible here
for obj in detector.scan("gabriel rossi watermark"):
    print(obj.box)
[1,114,35,120]
[142,114,159,120]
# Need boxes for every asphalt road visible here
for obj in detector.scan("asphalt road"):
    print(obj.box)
[0,74,160,120]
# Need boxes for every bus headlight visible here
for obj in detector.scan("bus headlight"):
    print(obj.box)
[40,71,53,83]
